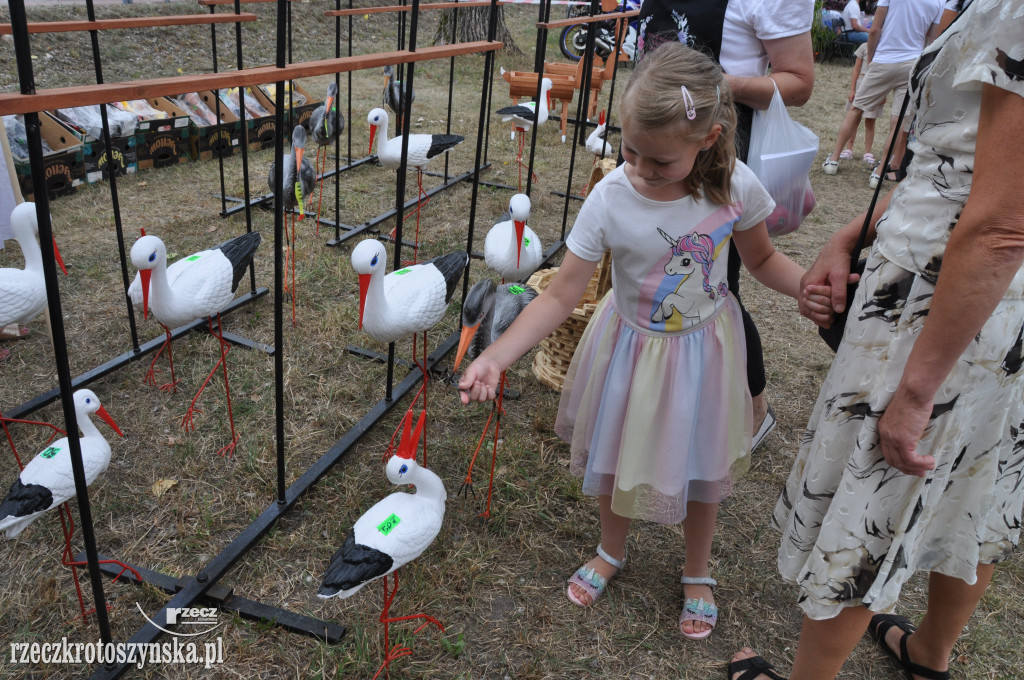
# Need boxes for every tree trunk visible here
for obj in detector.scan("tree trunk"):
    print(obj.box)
[434,7,523,55]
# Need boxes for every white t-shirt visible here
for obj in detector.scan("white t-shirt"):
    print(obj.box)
[719,0,815,77]
[567,162,774,333]
[842,0,865,31]
[873,0,946,63]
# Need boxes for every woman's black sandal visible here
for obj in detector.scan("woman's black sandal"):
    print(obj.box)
[868,614,951,680]
[725,654,787,680]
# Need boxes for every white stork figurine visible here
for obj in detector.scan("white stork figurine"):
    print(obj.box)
[585,110,614,159]
[309,81,345,235]
[484,193,543,282]
[318,408,445,676]
[0,389,123,538]
[496,76,552,139]
[453,279,538,518]
[0,203,66,362]
[128,230,261,457]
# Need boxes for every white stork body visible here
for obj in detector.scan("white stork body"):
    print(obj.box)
[351,238,468,345]
[585,121,614,159]
[496,78,552,139]
[128,232,261,328]
[0,202,62,329]
[318,410,445,599]
[367,108,463,172]
[484,193,542,282]
[0,390,122,538]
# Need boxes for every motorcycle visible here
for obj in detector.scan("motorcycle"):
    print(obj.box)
[558,0,641,63]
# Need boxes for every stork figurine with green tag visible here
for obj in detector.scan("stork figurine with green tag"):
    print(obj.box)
[318,409,445,678]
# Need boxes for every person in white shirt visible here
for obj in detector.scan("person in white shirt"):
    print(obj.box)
[841,0,869,43]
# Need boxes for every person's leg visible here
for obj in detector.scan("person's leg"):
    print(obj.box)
[567,494,631,605]
[680,500,718,637]
[863,118,876,158]
[729,606,873,680]
[888,565,995,677]
[826,107,865,163]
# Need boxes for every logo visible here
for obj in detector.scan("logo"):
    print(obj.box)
[136,604,223,637]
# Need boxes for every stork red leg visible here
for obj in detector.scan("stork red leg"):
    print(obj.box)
[457,402,496,500]
[59,504,140,623]
[144,324,179,392]
[2,414,65,469]
[315,146,326,236]
[180,316,232,443]
[372,571,444,680]
[480,372,508,520]
[381,332,430,467]
[213,315,239,458]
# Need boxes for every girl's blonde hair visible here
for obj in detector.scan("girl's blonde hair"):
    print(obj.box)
[620,42,737,205]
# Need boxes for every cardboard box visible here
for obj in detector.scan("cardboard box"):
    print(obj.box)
[11,112,85,201]
[195,90,269,154]
[255,81,321,134]
[81,133,137,182]
[135,98,191,170]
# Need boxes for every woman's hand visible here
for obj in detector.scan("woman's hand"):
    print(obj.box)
[457,355,502,405]
[802,234,861,318]
[799,284,836,327]
[877,385,937,476]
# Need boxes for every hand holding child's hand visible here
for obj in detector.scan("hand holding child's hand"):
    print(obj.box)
[458,356,502,405]
[799,284,836,328]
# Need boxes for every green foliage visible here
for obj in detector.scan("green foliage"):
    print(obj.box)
[811,0,838,57]
[441,632,466,658]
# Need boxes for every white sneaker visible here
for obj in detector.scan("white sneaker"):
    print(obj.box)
[822,159,839,175]
[752,405,777,452]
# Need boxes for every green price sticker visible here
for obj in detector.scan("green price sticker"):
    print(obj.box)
[186,254,202,262]
[509,285,525,295]
[522,237,531,248]
[377,513,401,536]
[40,446,60,459]
[394,268,412,276]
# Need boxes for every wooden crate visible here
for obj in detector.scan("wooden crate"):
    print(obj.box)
[529,250,612,392]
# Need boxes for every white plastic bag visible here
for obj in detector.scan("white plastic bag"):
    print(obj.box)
[747,82,818,236]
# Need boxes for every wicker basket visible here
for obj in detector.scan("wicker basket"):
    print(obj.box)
[529,250,612,391]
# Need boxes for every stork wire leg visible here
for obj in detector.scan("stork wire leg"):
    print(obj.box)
[212,314,240,458]
[283,212,298,328]
[395,170,430,265]
[381,332,430,467]
[180,317,231,437]
[315,147,326,237]
[457,401,497,501]
[481,372,507,520]
[373,571,444,680]
[144,325,179,392]
[2,414,65,469]
[58,504,140,623]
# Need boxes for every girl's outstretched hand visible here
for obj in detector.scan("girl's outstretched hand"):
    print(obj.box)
[799,283,836,328]
[458,355,502,405]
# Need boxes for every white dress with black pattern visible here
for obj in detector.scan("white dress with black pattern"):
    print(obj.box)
[772,0,1024,620]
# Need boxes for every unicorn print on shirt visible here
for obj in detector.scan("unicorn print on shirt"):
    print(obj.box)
[651,228,728,326]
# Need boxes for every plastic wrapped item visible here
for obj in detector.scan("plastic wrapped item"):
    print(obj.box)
[53,104,138,139]
[261,83,306,108]
[3,115,54,159]
[216,88,271,119]
[115,99,169,121]
[171,93,219,127]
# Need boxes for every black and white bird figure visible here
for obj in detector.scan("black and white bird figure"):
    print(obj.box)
[382,64,415,132]
[267,125,316,325]
[496,77,552,190]
[318,409,445,676]
[367,107,465,260]
[309,81,345,233]
[484,193,543,282]
[453,278,538,519]
[128,230,262,457]
[585,110,614,159]
[0,389,123,539]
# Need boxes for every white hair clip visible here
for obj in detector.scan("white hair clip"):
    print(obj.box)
[680,85,697,120]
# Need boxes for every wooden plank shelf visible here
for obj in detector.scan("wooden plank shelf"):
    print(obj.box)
[326,1,503,17]
[198,0,290,5]
[0,14,257,35]
[539,8,638,29]
[0,41,502,115]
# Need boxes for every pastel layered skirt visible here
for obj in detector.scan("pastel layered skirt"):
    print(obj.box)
[555,291,751,524]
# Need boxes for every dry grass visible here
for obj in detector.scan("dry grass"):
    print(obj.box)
[1,3,1022,679]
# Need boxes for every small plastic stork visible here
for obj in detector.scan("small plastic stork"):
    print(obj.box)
[484,193,543,283]
[495,76,552,190]
[367,107,464,261]
[454,279,538,518]
[318,408,445,679]
[308,81,345,236]
[128,230,262,457]
[0,389,122,538]
[585,110,614,159]
[268,125,316,325]
[0,202,67,363]
[382,64,415,132]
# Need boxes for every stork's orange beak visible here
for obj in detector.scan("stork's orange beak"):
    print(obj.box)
[368,125,377,155]
[96,405,124,437]
[453,321,481,373]
[139,269,151,320]
[52,236,67,276]
[357,272,370,329]
[513,219,526,268]
[599,110,605,126]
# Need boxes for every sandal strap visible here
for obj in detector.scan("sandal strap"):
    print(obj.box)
[727,655,787,680]
[595,543,626,570]
[680,575,717,588]
[900,633,951,680]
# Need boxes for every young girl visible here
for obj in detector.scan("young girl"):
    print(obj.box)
[839,43,883,166]
[459,43,830,640]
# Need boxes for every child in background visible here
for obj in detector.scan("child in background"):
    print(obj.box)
[459,43,831,640]
[839,43,884,166]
